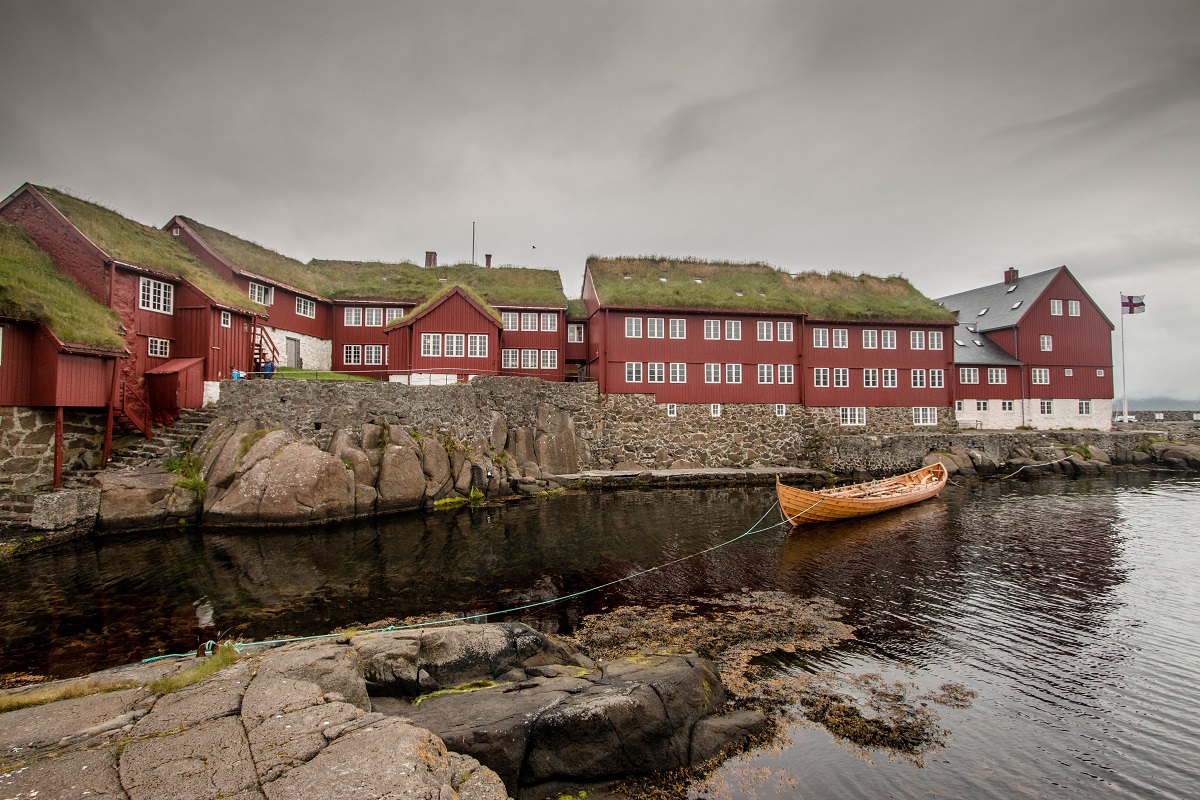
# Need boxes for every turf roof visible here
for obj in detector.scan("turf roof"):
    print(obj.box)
[0,220,125,350]
[308,259,568,306]
[36,187,264,315]
[180,217,324,297]
[587,256,954,322]
[392,283,504,327]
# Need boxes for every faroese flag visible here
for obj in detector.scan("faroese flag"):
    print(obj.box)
[1121,294,1146,314]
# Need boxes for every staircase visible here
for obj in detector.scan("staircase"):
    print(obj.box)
[254,325,280,372]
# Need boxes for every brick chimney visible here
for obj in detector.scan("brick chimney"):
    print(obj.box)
[485,254,492,268]
[425,251,437,268]
[1004,267,1019,284]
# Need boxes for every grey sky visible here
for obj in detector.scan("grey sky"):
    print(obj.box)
[2,0,1197,400]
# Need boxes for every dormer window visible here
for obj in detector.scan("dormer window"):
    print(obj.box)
[955,339,966,346]
[977,308,988,316]
[966,325,976,333]
[1006,284,1018,293]
[1011,301,1022,309]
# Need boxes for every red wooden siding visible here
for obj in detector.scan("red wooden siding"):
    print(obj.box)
[497,308,566,381]
[1015,271,1114,399]
[0,190,111,306]
[0,321,113,408]
[952,364,1023,401]
[333,301,412,377]
[0,321,36,406]
[406,295,500,378]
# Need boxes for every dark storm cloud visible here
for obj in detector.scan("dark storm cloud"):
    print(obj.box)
[1,0,1198,398]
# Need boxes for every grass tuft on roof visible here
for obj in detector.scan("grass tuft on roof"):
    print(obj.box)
[394,283,504,326]
[181,217,323,297]
[0,220,126,350]
[787,271,955,322]
[36,187,264,315]
[308,260,567,306]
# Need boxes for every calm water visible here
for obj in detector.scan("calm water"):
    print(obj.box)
[1,474,1197,798]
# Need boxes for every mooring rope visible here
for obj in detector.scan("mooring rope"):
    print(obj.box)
[143,499,797,663]
[1000,455,1075,479]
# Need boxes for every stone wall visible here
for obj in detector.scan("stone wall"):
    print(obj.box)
[0,408,107,491]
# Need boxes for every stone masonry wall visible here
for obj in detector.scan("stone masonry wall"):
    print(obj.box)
[0,408,108,491]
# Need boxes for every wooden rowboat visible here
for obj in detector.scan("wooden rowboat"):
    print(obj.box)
[776,463,948,526]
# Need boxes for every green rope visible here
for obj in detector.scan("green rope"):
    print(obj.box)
[143,500,792,664]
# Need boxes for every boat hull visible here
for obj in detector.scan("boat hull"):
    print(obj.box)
[777,463,948,525]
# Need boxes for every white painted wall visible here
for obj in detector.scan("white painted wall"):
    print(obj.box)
[955,398,1112,431]
[263,326,332,371]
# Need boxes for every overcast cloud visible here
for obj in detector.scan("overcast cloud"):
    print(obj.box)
[2,0,1196,400]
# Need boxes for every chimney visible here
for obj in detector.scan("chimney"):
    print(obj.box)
[1004,267,1019,284]
[485,254,492,268]
[425,251,437,268]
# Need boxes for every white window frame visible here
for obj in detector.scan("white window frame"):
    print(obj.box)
[881,330,897,349]
[502,312,519,331]
[976,399,989,411]
[910,330,925,350]
[1096,369,1105,377]
[669,318,687,339]
[930,369,945,388]
[913,407,938,426]
[625,317,642,338]
[386,307,404,323]
[420,333,442,357]
[139,277,174,315]
[541,313,558,332]
[928,331,943,350]
[248,281,273,306]
[521,349,539,369]
[468,334,488,358]
[711,403,722,418]
[956,400,964,412]
[840,407,867,427]
[1079,400,1091,414]
[343,307,362,327]
[502,349,519,369]
[364,344,384,366]
[1040,399,1053,414]
[705,363,721,383]
[812,328,829,348]
[343,344,362,365]
[704,320,720,340]
[1050,299,1063,316]
[911,369,926,388]
[725,363,742,384]
[647,362,665,383]
[670,363,686,383]
[296,297,316,319]
[1068,300,1081,317]
[725,320,741,341]
[833,367,849,388]
[1032,368,1050,385]
[666,403,678,418]
[646,318,664,338]
[1064,368,1073,377]
[1001,400,1014,411]
[364,307,384,327]
[814,367,830,388]
[147,337,170,358]
[988,367,1007,385]
[1040,334,1053,352]
[778,364,794,384]
[521,313,538,331]
[444,333,465,357]
[862,329,878,349]
[757,321,773,341]
[882,368,898,388]
[960,367,979,384]
[830,328,847,349]
[758,364,774,384]
[567,324,584,343]
[541,349,558,370]
[863,368,879,388]
[777,321,793,342]
[775,403,787,417]
[220,311,231,328]
[625,361,643,383]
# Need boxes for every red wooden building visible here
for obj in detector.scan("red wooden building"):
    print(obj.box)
[937,266,1115,429]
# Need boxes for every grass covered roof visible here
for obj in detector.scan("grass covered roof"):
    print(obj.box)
[36,187,264,315]
[0,220,125,350]
[180,217,324,297]
[587,256,953,322]
[308,259,568,306]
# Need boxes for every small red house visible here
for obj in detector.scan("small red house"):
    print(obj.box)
[386,286,501,383]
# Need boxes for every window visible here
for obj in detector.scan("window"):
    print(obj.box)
[758,364,774,384]
[625,362,643,383]
[567,324,584,343]
[988,368,1007,385]
[881,330,896,349]
[386,308,404,323]
[910,330,925,350]
[1032,368,1050,385]
[976,400,989,411]
[812,328,829,348]
[1050,299,1063,316]
[468,334,488,358]
[1096,369,1105,377]
[863,330,878,349]
[624,317,642,338]
[956,400,964,412]
[343,345,362,365]
[147,337,170,358]
[364,308,384,327]
[521,313,538,331]
[911,369,926,388]
[778,364,794,384]
[913,407,938,426]
[647,318,664,338]
[814,368,830,388]
[726,363,742,384]
[648,362,665,383]
[1040,399,1053,414]
[248,282,273,306]
[541,350,558,370]
[711,404,722,418]
[521,349,539,369]
[777,321,793,341]
[364,345,383,366]
[1001,400,1014,411]
[930,369,944,388]
[666,403,677,418]
[296,298,316,319]
[960,367,979,384]
[882,368,898,388]
[827,328,846,349]
[863,368,879,388]
[541,313,558,332]
[1068,300,1081,317]
[705,320,720,340]
[725,320,741,340]
[502,349,519,369]
[220,311,231,328]
[502,312,519,331]
[670,319,686,339]
[1064,368,1073,377]
[344,307,362,327]
[928,331,943,350]
[840,407,867,426]
[705,363,721,383]
[1079,400,1092,414]
[757,321,773,341]
[1040,335,1053,352]
[670,363,687,383]
[421,333,441,357]
[833,367,849,388]
[776,404,787,417]
[139,278,174,314]
[444,334,464,357]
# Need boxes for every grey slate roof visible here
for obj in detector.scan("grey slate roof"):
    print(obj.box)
[949,321,1022,366]
[935,267,1062,333]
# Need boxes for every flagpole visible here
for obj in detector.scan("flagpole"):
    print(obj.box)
[1120,293,1128,421]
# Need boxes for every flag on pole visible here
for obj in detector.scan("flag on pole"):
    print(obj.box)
[1121,294,1146,314]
